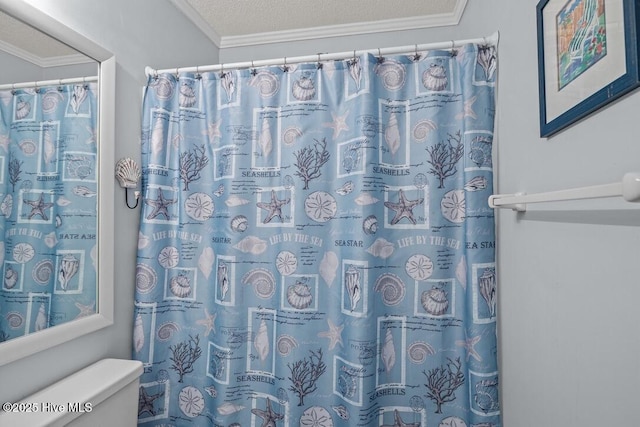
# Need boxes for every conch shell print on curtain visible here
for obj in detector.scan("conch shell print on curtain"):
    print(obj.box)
[134,41,499,427]
[0,83,98,341]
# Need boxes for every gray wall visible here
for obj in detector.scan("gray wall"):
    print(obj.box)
[2,1,638,425]
[0,0,218,403]
[491,1,640,426]
[0,49,98,86]
[0,51,43,84]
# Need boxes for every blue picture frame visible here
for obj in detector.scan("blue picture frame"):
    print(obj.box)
[537,0,640,137]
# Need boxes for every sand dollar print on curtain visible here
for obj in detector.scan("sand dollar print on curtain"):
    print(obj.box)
[0,84,98,341]
[134,42,499,427]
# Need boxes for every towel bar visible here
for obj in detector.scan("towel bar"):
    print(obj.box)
[488,172,640,212]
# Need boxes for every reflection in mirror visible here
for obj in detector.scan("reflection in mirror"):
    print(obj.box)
[0,0,115,364]
[0,10,100,343]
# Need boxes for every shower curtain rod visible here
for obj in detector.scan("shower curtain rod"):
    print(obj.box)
[0,75,98,91]
[146,32,499,76]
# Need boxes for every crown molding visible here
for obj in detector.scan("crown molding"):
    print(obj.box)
[0,39,93,67]
[171,0,467,49]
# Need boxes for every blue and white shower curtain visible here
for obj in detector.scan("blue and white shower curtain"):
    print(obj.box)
[0,83,98,341]
[134,42,499,427]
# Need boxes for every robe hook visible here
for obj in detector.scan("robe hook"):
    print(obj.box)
[124,189,140,209]
[115,157,141,209]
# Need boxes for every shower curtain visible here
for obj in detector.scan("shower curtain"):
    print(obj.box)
[134,41,499,427]
[0,83,98,341]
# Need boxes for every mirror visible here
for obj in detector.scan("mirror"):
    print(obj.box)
[0,0,115,365]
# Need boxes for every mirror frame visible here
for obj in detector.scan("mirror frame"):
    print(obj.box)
[0,0,115,365]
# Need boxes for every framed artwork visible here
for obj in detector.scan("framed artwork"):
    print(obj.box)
[537,0,640,137]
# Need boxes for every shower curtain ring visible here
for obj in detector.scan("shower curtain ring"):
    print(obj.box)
[412,44,421,61]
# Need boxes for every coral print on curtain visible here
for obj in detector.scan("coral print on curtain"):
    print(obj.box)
[134,41,499,427]
[0,83,98,341]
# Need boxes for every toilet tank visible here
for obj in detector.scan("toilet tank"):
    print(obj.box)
[0,358,143,427]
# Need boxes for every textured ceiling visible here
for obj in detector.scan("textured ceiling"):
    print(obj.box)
[188,0,459,36]
[0,10,91,67]
[173,0,467,47]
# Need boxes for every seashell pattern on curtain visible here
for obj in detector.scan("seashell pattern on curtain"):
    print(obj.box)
[134,42,499,426]
[0,84,98,341]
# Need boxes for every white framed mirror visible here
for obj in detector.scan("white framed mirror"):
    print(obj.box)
[0,0,115,365]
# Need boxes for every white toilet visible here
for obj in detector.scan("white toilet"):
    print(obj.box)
[0,358,143,427]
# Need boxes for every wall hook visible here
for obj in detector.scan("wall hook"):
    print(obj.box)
[115,157,141,209]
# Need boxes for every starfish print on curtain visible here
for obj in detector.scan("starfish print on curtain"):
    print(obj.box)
[134,41,500,427]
